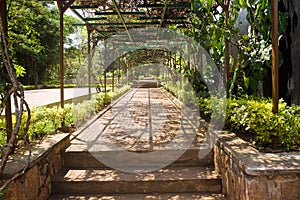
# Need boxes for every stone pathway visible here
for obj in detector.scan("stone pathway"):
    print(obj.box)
[75,88,204,152]
[50,88,225,199]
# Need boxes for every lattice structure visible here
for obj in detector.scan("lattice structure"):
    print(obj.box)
[70,0,192,39]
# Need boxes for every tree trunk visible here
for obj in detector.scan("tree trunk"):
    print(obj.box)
[1,0,13,149]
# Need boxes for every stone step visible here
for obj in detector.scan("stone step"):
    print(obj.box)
[50,193,226,200]
[134,80,160,88]
[63,145,214,169]
[52,167,221,194]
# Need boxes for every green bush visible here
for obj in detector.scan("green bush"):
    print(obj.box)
[198,96,300,151]
[0,85,131,146]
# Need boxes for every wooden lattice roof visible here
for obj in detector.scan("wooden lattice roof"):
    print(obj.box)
[69,0,192,38]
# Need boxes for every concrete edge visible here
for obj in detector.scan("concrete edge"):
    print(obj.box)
[216,132,300,176]
[1,133,70,178]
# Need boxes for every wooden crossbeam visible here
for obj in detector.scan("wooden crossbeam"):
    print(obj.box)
[137,3,190,8]
[73,21,159,26]
[73,21,187,26]
[139,16,187,20]
[70,5,98,9]
[95,11,145,15]
[84,17,107,21]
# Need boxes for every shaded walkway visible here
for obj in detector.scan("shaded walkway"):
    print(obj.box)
[50,88,226,199]
[74,88,200,152]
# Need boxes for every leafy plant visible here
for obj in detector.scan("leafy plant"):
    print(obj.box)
[0,85,131,148]
[199,96,300,151]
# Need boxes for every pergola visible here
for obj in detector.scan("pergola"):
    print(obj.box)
[0,0,279,120]
[53,0,279,114]
[55,0,192,106]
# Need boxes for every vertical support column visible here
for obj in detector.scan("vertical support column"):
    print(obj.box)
[271,0,279,114]
[174,53,177,85]
[271,0,279,149]
[104,40,107,93]
[118,50,121,87]
[59,10,64,110]
[87,27,92,99]
[179,55,182,90]
[223,0,230,97]
[168,51,172,84]
[162,53,165,81]
[126,58,129,85]
[188,44,191,72]
[56,0,75,125]
[112,47,115,92]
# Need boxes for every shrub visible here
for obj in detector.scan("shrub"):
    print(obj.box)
[198,96,300,151]
[0,85,131,147]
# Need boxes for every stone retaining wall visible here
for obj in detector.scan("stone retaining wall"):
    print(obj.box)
[1,133,70,200]
[214,132,300,200]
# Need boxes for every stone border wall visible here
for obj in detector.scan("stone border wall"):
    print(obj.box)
[214,132,300,200]
[1,133,70,200]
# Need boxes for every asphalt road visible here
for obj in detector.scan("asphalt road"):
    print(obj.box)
[2,88,97,115]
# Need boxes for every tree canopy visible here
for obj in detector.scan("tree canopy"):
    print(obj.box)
[5,0,81,85]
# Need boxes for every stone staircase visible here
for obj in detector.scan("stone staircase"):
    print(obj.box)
[134,77,160,88]
[50,144,226,199]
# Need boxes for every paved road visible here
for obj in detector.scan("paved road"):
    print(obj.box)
[2,88,97,115]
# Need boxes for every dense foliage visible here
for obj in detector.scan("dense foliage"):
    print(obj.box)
[163,83,300,151]
[164,0,296,151]
[0,0,84,150]
[1,0,82,86]
[172,0,288,97]
[199,97,300,151]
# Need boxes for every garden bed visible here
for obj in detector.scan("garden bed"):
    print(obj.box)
[0,133,70,199]
[214,131,300,200]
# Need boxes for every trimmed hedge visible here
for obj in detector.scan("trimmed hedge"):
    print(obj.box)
[199,97,300,151]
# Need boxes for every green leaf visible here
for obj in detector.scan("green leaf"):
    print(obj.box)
[14,64,26,77]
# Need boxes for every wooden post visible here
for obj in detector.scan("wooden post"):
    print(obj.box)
[56,0,75,110]
[179,55,182,89]
[271,0,279,114]
[104,40,107,93]
[112,47,115,92]
[118,50,121,87]
[224,0,230,97]
[87,26,92,99]
[271,0,279,149]
[57,2,64,110]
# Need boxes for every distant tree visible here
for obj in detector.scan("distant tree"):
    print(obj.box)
[8,0,80,86]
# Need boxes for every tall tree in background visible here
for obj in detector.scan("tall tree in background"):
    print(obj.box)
[0,0,81,176]
[0,0,30,175]
[8,0,80,86]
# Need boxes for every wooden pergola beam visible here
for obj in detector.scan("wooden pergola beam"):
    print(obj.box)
[95,11,145,15]
[73,21,187,26]
[139,16,187,20]
[70,5,98,9]
[136,3,191,8]
[84,17,107,21]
